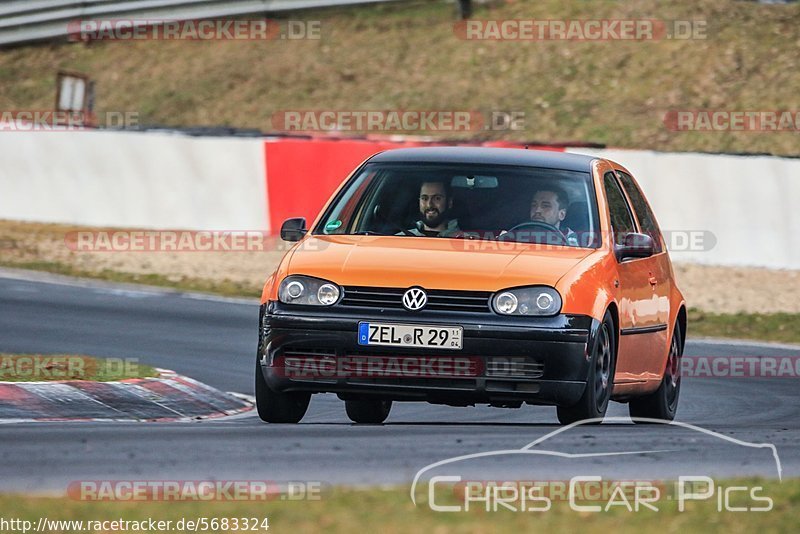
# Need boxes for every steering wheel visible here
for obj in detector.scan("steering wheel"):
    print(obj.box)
[498,221,568,245]
[372,204,417,236]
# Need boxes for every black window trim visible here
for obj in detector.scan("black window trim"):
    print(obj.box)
[602,170,638,240]
[613,168,665,254]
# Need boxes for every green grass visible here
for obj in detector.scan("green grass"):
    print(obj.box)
[0,259,261,298]
[1,0,799,155]
[0,353,158,382]
[0,479,797,532]
[689,308,800,345]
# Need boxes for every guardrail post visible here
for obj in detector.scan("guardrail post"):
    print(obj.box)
[457,0,472,19]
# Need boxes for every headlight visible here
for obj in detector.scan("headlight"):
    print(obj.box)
[279,275,341,306]
[492,286,562,316]
[495,292,519,314]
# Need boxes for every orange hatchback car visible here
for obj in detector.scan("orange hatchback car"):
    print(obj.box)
[256,147,686,425]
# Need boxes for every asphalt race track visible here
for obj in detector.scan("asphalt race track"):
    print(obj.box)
[1,270,798,493]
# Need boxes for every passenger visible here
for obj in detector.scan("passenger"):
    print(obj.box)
[402,181,464,237]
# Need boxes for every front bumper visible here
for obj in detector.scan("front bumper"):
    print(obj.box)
[258,302,598,407]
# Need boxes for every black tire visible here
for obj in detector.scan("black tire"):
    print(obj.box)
[628,322,683,423]
[255,357,310,423]
[557,311,617,425]
[345,399,392,424]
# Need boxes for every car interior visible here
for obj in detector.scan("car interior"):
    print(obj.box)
[325,167,599,247]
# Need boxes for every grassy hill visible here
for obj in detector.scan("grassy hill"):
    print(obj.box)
[1,0,799,155]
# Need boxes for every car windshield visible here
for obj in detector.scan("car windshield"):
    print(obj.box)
[314,162,601,248]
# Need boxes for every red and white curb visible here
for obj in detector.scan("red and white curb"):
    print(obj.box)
[0,368,253,422]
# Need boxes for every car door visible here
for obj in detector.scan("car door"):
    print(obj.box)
[602,171,667,384]
[615,169,672,378]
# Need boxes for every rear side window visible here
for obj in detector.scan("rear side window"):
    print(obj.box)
[616,170,664,253]
[602,172,635,245]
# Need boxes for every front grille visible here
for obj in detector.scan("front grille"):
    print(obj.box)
[485,358,545,379]
[283,349,337,357]
[347,377,477,389]
[340,286,492,313]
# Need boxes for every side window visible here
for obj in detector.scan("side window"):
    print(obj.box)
[616,170,663,253]
[602,172,635,246]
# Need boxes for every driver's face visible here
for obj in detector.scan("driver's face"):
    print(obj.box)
[530,190,566,228]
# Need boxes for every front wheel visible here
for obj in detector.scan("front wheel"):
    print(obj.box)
[255,358,310,423]
[345,399,392,424]
[628,323,683,423]
[557,311,617,425]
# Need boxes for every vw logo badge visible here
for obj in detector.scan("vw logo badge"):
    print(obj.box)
[402,287,427,311]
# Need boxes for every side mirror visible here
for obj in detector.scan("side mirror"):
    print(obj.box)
[615,232,654,261]
[280,217,307,242]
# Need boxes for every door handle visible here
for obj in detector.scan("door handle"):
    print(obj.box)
[649,275,658,287]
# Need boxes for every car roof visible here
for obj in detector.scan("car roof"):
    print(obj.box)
[368,147,596,172]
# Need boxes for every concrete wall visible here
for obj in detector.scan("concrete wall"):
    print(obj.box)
[0,129,796,269]
[565,148,800,270]
[0,129,268,231]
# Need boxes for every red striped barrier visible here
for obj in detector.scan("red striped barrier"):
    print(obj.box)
[263,137,564,231]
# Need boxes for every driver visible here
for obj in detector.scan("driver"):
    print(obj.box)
[402,181,464,237]
[526,185,579,246]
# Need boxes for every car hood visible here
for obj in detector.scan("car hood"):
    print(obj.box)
[286,235,594,291]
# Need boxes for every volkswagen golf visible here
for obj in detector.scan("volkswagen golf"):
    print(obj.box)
[255,147,686,425]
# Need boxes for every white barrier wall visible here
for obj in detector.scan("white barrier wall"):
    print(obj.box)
[0,129,269,232]
[567,148,800,270]
[0,129,797,269]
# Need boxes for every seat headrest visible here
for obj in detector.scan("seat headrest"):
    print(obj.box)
[564,201,589,233]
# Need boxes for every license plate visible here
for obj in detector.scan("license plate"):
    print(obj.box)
[358,322,463,350]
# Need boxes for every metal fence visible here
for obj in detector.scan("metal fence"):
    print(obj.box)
[0,0,405,46]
